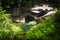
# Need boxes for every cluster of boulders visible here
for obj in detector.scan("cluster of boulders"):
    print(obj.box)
[12,4,57,24]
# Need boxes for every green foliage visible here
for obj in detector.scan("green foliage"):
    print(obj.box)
[54,10,60,30]
[0,6,23,40]
[26,17,55,40]
[0,0,60,40]
[0,8,56,40]
[54,10,60,24]
[0,7,56,40]
[54,10,60,38]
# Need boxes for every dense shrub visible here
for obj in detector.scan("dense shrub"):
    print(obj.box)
[54,10,60,30]
[54,10,60,40]
[54,10,60,24]
[0,7,56,40]
[0,1,60,39]
[26,17,55,40]
[0,6,23,40]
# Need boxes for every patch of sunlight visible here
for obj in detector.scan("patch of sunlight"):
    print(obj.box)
[11,26,22,35]
[27,21,37,25]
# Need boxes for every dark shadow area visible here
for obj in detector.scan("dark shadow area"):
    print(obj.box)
[25,15,35,23]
